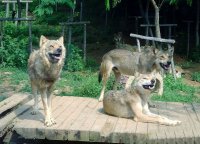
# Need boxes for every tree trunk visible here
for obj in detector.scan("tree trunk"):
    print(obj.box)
[151,0,161,38]
[196,0,200,48]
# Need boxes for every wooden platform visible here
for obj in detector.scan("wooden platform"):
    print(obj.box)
[5,96,200,143]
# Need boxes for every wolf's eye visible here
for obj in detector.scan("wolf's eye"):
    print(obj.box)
[160,55,165,59]
[50,45,54,48]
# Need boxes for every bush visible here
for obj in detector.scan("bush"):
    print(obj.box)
[192,72,200,82]
[66,44,85,72]
[0,35,29,68]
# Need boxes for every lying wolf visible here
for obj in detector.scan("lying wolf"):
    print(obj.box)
[28,35,66,126]
[103,72,181,126]
[98,47,174,101]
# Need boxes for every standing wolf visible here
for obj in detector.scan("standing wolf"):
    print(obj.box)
[28,35,66,126]
[98,47,174,101]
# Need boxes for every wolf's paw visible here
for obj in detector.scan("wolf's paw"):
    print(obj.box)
[45,116,56,127]
[50,117,56,125]
[167,119,181,126]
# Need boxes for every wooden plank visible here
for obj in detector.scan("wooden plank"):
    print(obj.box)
[76,102,103,142]
[135,122,148,144]
[14,96,60,139]
[130,33,175,44]
[0,98,33,137]
[0,18,34,21]
[45,96,88,140]
[67,98,99,141]
[111,117,128,143]
[12,98,200,143]
[147,105,159,144]
[163,102,195,144]
[140,24,177,27]
[154,102,170,144]
[60,21,90,25]
[184,103,200,143]
[0,93,31,115]
[89,102,110,142]
[37,96,76,140]
[0,93,30,108]
[122,119,137,144]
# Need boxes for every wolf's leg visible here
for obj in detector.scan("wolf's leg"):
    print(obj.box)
[125,76,135,89]
[47,85,56,124]
[156,73,163,96]
[31,81,39,115]
[99,61,113,102]
[143,102,161,117]
[40,88,54,127]
[113,70,121,90]
[131,100,181,126]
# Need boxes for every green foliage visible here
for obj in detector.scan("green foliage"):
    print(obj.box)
[75,75,102,97]
[34,0,75,16]
[105,0,121,10]
[152,75,198,103]
[169,0,193,6]
[66,44,85,72]
[192,72,200,82]
[0,23,29,68]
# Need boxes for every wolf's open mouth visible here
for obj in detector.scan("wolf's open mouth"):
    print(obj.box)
[160,63,170,70]
[142,84,155,90]
[49,53,61,62]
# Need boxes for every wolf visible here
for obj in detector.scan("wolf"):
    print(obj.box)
[103,72,181,126]
[28,35,66,127]
[98,46,174,101]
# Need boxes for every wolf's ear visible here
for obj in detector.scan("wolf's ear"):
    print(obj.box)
[58,36,64,44]
[40,35,48,47]
[168,46,174,55]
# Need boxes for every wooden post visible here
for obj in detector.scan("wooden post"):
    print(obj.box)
[0,22,3,48]
[183,21,193,59]
[145,26,149,45]
[168,44,176,80]
[61,25,65,37]
[59,21,90,62]
[67,26,72,57]
[6,3,9,18]
[168,26,172,39]
[80,1,83,21]
[28,21,32,53]
[25,2,28,17]
[136,39,141,52]
[83,24,86,62]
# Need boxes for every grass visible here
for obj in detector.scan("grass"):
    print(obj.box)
[0,66,200,103]
[191,72,200,82]
[151,75,200,103]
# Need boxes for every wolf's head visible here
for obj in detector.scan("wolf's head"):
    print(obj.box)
[133,72,156,92]
[154,47,174,71]
[39,35,66,65]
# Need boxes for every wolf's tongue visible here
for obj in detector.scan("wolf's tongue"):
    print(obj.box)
[54,56,61,60]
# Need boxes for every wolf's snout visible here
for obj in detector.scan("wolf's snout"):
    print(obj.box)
[57,48,62,53]
[151,79,155,84]
[167,61,171,65]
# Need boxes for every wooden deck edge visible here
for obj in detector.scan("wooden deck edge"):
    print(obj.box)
[0,98,33,137]
[0,93,32,118]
